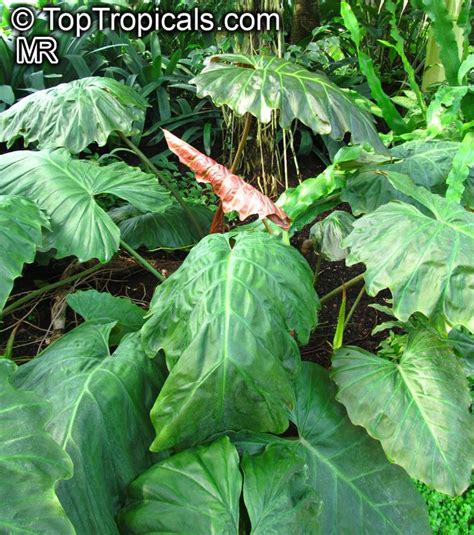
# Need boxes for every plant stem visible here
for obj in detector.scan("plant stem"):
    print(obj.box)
[1,263,104,319]
[313,253,322,286]
[120,239,165,282]
[344,284,366,328]
[319,273,365,305]
[230,113,253,173]
[118,132,203,236]
[262,218,273,234]
[211,113,253,233]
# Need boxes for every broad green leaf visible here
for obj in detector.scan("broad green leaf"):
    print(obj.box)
[345,175,474,331]
[119,437,241,535]
[0,359,75,534]
[142,232,318,452]
[310,210,354,261]
[0,194,49,310]
[66,289,145,345]
[332,329,473,495]
[234,362,430,534]
[342,139,470,214]
[109,202,213,250]
[421,0,462,87]
[446,132,474,202]
[0,150,172,262]
[0,77,147,153]
[291,363,430,534]
[191,54,386,152]
[340,1,408,134]
[242,444,320,535]
[13,323,165,535]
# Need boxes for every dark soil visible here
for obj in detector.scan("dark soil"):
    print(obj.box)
[1,229,392,367]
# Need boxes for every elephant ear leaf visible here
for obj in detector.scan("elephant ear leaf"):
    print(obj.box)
[0,150,172,263]
[242,444,321,535]
[0,194,49,311]
[191,54,386,153]
[291,362,431,534]
[12,323,165,535]
[332,328,473,496]
[344,173,474,331]
[0,77,147,153]
[119,437,241,535]
[164,129,291,229]
[142,232,318,452]
[0,359,75,534]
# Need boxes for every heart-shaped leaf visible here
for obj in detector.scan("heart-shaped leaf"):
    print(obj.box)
[332,329,473,495]
[0,150,172,262]
[0,77,147,153]
[344,174,474,331]
[310,210,355,261]
[142,232,318,451]
[234,362,431,534]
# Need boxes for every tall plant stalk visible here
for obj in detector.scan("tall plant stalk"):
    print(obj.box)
[118,133,203,236]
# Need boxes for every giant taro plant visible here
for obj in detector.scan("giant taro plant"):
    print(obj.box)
[0,49,473,535]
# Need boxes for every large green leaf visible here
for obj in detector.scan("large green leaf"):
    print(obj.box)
[0,77,147,153]
[0,359,75,534]
[0,150,172,262]
[333,329,473,496]
[344,174,474,331]
[342,139,472,214]
[13,323,165,535]
[292,363,430,533]
[142,232,318,452]
[66,289,146,345]
[242,444,320,535]
[192,54,386,152]
[119,437,241,535]
[109,202,213,250]
[0,194,49,310]
[234,362,430,534]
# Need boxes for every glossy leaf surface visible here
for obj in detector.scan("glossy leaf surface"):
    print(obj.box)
[242,444,320,535]
[0,359,75,535]
[0,194,49,310]
[13,323,165,535]
[290,363,431,534]
[0,150,172,262]
[333,329,473,495]
[142,232,318,451]
[192,54,385,152]
[110,202,213,249]
[66,290,146,344]
[119,437,241,535]
[345,174,474,331]
[0,77,146,153]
